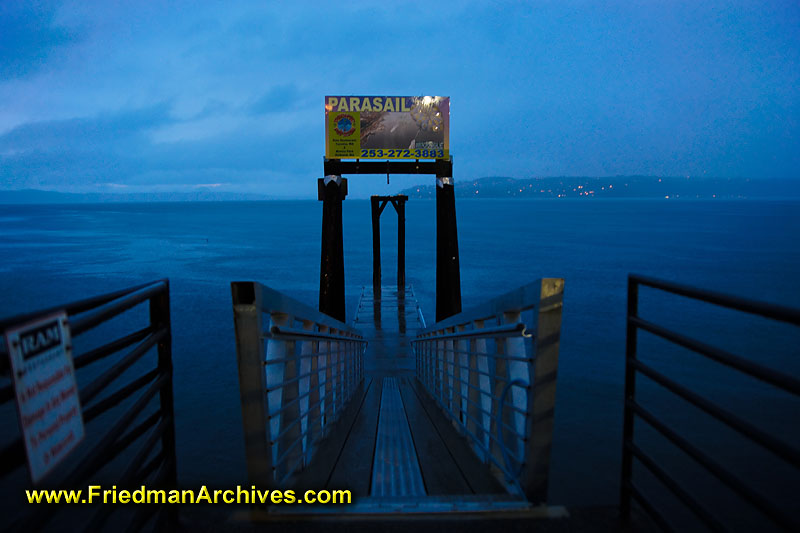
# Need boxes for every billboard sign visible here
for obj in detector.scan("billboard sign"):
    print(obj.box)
[325,96,449,160]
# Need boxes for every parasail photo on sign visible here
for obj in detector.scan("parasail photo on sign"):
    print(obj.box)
[325,96,449,159]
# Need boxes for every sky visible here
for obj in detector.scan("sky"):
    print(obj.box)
[0,0,798,198]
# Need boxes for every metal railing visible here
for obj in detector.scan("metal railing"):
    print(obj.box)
[231,281,367,487]
[0,279,176,532]
[621,274,800,531]
[412,278,564,503]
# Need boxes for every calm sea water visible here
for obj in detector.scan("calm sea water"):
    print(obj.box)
[1,199,798,524]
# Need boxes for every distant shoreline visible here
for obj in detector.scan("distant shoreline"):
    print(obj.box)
[399,176,800,200]
[2,176,800,204]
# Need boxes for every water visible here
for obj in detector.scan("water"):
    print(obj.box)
[1,199,798,524]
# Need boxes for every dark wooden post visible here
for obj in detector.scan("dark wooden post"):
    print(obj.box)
[319,176,347,322]
[435,158,462,322]
[371,196,381,294]
[397,197,406,290]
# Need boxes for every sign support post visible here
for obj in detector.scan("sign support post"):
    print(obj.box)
[318,175,348,323]
[435,170,462,322]
[370,195,408,294]
[322,96,459,323]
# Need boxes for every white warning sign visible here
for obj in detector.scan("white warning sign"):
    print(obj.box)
[5,312,85,484]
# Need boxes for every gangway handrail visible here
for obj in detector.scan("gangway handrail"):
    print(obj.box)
[620,273,800,532]
[0,279,176,532]
[411,278,564,504]
[231,281,366,488]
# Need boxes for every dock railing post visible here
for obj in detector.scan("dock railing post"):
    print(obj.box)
[620,276,638,524]
[149,280,177,527]
[521,278,565,504]
[231,282,273,488]
[319,175,347,322]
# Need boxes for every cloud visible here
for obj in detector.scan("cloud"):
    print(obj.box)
[0,2,82,79]
[0,99,322,192]
[1,1,799,196]
[0,102,173,152]
[247,84,301,115]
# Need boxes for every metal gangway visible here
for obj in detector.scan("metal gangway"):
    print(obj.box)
[230,277,566,525]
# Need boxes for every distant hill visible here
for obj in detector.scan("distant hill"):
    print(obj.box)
[400,176,800,199]
[0,189,272,204]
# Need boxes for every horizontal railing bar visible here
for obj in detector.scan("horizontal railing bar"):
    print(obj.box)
[632,359,800,467]
[273,409,330,452]
[79,328,165,406]
[61,375,167,487]
[0,279,166,332]
[263,350,352,365]
[268,383,330,420]
[0,398,163,479]
[271,397,328,442]
[457,393,529,436]
[414,322,529,341]
[630,274,800,326]
[628,442,726,532]
[274,425,309,466]
[109,410,163,461]
[247,281,364,335]
[452,415,526,478]
[86,419,169,532]
[119,419,169,485]
[265,368,324,393]
[275,385,361,466]
[630,315,800,396]
[264,365,346,390]
[73,326,154,370]
[433,373,530,417]
[267,326,366,343]
[446,359,528,383]
[70,281,168,336]
[124,462,169,533]
[454,397,528,442]
[83,368,160,423]
[424,383,527,458]
[71,409,162,492]
[417,279,554,333]
[132,448,165,487]
[414,346,533,363]
[631,400,798,530]
[24,407,165,531]
[628,480,674,533]
[278,450,308,485]
[270,373,360,434]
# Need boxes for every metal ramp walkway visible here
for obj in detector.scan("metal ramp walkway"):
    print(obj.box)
[290,286,510,502]
[230,279,571,527]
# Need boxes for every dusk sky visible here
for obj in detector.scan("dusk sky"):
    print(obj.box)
[1,1,798,198]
